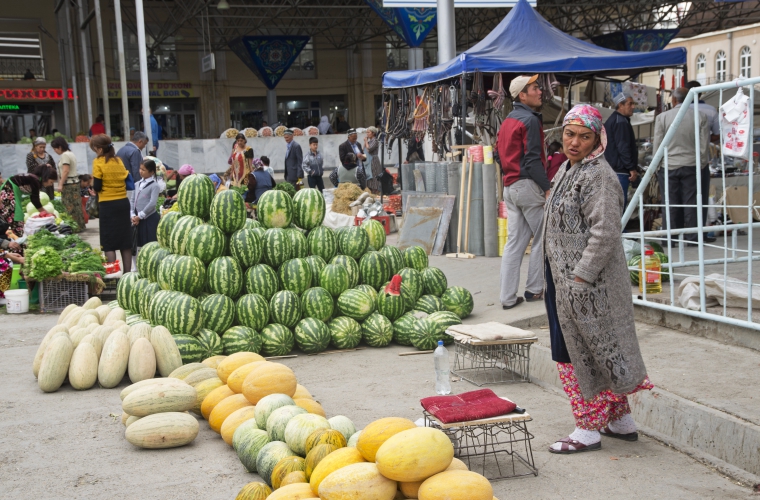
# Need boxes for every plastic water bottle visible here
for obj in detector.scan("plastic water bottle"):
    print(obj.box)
[434,340,451,395]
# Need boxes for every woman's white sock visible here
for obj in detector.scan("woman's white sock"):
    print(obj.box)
[550,428,600,451]
[608,414,637,434]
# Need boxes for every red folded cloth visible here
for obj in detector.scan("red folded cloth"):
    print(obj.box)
[420,389,517,424]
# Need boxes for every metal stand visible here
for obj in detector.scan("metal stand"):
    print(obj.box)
[452,339,536,386]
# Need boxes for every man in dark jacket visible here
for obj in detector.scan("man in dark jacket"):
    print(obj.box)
[496,74,549,310]
[604,92,638,206]
[336,129,367,189]
[283,129,304,187]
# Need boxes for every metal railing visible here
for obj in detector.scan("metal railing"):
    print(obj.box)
[0,57,45,80]
[622,77,760,331]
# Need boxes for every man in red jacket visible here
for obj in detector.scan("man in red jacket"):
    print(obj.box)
[497,75,550,310]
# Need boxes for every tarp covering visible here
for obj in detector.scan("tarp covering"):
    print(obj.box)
[382,0,687,88]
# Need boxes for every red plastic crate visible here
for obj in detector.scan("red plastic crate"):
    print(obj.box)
[354,215,391,235]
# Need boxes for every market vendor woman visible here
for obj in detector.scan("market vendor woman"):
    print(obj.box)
[544,104,652,454]
[0,166,58,237]
[51,137,86,231]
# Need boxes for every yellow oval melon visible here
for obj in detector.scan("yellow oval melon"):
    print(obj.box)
[266,482,318,500]
[271,456,307,490]
[32,324,68,378]
[68,342,99,390]
[318,462,397,500]
[209,393,253,433]
[202,354,227,369]
[400,456,470,496]
[356,417,416,462]
[125,412,199,449]
[309,446,366,494]
[235,481,271,500]
[281,470,307,487]
[217,352,265,383]
[294,398,326,417]
[221,406,259,445]
[193,377,224,413]
[242,362,297,404]
[376,427,454,482]
[417,470,492,500]
[38,335,74,393]
[227,361,266,393]
[304,443,338,480]
[293,384,313,400]
[305,428,346,455]
[201,384,235,420]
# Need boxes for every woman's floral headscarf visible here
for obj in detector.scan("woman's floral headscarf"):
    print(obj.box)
[562,104,607,162]
[252,158,264,170]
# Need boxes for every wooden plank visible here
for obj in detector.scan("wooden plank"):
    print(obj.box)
[399,350,434,356]
[307,348,366,356]
[265,355,298,360]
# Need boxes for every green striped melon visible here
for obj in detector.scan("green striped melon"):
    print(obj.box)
[236,293,270,331]
[422,267,448,297]
[362,312,393,347]
[137,241,161,279]
[168,255,206,297]
[294,317,331,354]
[207,256,244,298]
[145,246,170,283]
[361,218,386,250]
[262,228,292,269]
[177,174,215,219]
[319,264,350,298]
[132,278,153,315]
[269,290,301,329]
[286,228,309,259]
[330,255,359,288]
[234,424,271,472]
[172,333,204,363]
[441,286,474,319]
[355,284,378,302]
[157,211,181,249]
[157,254,181,291]
[245,264,280,301]
[256,440,297,486]
[428,311,460,345]
[411,317,440,350]
[222,325,262,355]
[279,258,312,295]
[257,189,293,229]
[165,293,204,337]
[139,282,161,319]
[306,226,338,262]
[185,224,225,265]
[359,251,390,290]
[398,267,424,303]
[301,287,334,322]
[376,284,407,322]
[260,323,295,356]
[116,272,140,311]
[293,188,326,230]
[378,245,404,275]
[338,226,369,259]
[304,255,326,287]
[415,294,444,314]
[210,189,247,234]
[196,328,223,359]
[393,312,419,346]
[229,228,263,269]
[337,289,375,321]
[402,245,428,271]
[169,215,204,255]
[328,316,362,350]
[244,219,261,229]
[252,227,265,240]
[266,405,307,443]
[148,290,178,325]
[200,294,236,333]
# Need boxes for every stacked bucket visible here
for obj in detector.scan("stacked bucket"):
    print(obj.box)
[498,201,508,256]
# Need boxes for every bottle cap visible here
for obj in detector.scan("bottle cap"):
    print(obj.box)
[645,248,654,255]
[437,340,443,346]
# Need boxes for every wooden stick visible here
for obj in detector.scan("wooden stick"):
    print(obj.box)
[307,348,366,356]
[464,154,474,253]
[399,350,434,356]
[265,355,298,360]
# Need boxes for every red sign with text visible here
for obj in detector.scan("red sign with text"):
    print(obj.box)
[0,89,76,101]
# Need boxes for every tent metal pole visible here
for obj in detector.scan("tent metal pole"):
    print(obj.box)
[54,7,71,138]
[94,0,111,136]
[135,0,153,152]
[114,0,130,139]
[64,0,81,134]
[436,0,455,64]
[461,74,467,146]
[77,0,94,130]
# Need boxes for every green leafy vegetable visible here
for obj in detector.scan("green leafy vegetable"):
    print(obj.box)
[28,246,64,280]
[273,182,295,197]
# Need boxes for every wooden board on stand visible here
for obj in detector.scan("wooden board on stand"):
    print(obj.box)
[447,152,476,259]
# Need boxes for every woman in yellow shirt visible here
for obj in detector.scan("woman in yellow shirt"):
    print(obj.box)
[91,134,133,272]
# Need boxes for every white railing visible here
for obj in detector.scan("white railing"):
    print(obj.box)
[622,77,760,330]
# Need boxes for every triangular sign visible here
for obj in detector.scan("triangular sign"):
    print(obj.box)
[364,0,436,48]
[228,36,310,90]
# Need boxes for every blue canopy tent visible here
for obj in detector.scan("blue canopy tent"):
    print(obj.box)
[382,0,687,88]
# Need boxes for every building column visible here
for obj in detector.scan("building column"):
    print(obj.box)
[266,89,277,126]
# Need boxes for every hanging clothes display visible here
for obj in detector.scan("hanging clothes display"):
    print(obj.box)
[720,87,751,159]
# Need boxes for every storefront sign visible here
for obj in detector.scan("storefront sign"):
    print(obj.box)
[0,104,20,111]
[0,89,75,101]
[107,81,193,99]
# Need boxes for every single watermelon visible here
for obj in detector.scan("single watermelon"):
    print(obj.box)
[260,323,295,356]
[359,251,390,290]
[210,189,247,234]
[307,226,338,262]
[361,218,386,250]
[172,333,204,363]
[379,245,404,275]
[222,325,262,355]
[376,275,406,321]
[402,245,428,271]
[279,258,312,295]
[157,211,181,249]
[168,255,206,297]
[229,228,263,269]
[422,267,448,297]
[361,312,393,347]
[139,282,161,319]
[330,255,359,288]
[301,287,334,322]
[338,226,369,259]
[319,264,350,298]
[185,224,226,265]
[262,228,292,269]
[415,294,444,314]
[157,254,181,291]
[286,228,309,259]
[145,246,170,283]
[294,317,331,353]
[337,289,375,321]
[245,263,280,300]
[177,174,215,219]
[328,316,362,350]
[441,286,474,319]
[207,256,244,299]
[269,290,302,328]
[258,190,294,229]
[411,317,440,350]
[136,241,161,279]
[201,293,236,333]
[398,267,424,302]
[169,215,204,255]
[235,293,270,331]
[293,188,326,230]
[196,328,223,359]
[165,293,204,337]
[393,312,418,346]
[304,255,326,287]
[116,271,140,311]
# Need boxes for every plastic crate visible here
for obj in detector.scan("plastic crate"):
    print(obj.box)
[39,279,89,313]
[97,278,118,302]
[354,215,391,235]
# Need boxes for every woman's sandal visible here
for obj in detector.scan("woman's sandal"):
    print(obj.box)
[548,437,602,454]
[600,427,639,441]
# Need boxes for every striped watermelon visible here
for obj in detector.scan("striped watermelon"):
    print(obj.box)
[319,264,350,298]
[376,276,406,321]
[139,282,161,319]
[197,328,223,359]
[392,312,418,346]
[379,245,404,275]
[168,255,206,297]
[355,285,378,302]
[307,226,338,262]
[422,267,448,297]
[116,272,140,311]
[328,316,362,349]
[269,290,302,328]
[210,189,247,234]
[361,219,386,250]
[411,317,439,350]
[169,215,204,255]
[294,318,331,353]
[145,246,170,283]
[132,278,153,314]
[157,211,181,249]
[148,290,178,325]
[361,312,393,347]
[304,255,326,287]
[286,228,309,258]
[157,254,181,291]
[136,241,161,279]
[402,245,428,271]
[279,258,312,295]
[260,323,295,356]
[330,255,359,288]
[185,224,226,265]
[428,311,460,345]
[201,294,236,333]
[229,228,263,269]
[257,190,293,229]
[301,287,334,322]
[165,293,204,337]
[359,251,390,290]
[177,174,215,219]
[398,267,424,302]
[245,264,280,300]
[262,228,292,269]
[415,295,444,314]
[236,293,270,331]
[337,289,375,321]
[207,256,244,298]
[252,227,266,240]
[245,219,261,229]
[292,188,326,230]
[222,325,262,355]
[441,286,474,319]
[338,226,369,259]
[172,334,204,363]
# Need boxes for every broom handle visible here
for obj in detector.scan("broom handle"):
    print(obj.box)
[464,154,474,253]
[456,153,467,254]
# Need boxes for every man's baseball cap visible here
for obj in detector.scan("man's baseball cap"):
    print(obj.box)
[509,75,539,99]
[284,129,294,135]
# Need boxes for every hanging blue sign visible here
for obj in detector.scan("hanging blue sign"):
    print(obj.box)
[364,0,436,48]
[592,29,679,53]
[228,36,310,90]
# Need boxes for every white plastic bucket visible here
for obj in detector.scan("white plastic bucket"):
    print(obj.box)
[5,289,29,314]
